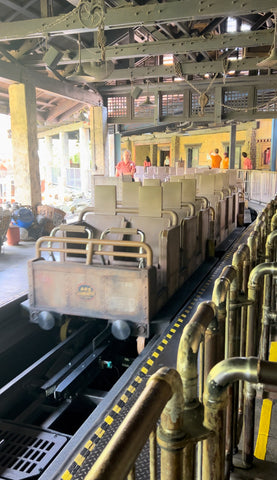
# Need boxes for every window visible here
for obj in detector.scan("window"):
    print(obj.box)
[107,97,127,117]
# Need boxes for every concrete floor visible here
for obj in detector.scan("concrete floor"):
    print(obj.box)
[0,239,36,307]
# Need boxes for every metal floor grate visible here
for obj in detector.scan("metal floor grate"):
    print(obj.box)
[0,420,68,480]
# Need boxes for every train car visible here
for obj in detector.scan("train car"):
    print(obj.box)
[27,170,242,341]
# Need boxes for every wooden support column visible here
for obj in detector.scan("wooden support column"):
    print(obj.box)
[43,135,53,201]
[271,119,277,172]
[59,131,68,200]
[171,135,180,166]
[9,83,41,207]
[150,144,158,166]
[79,126,90,196]
[90,106,108,176]
[229,124,236,170]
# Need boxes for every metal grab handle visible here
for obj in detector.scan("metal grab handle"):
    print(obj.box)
[180,202,195,217]
[48,225,92,261]
[99,228,145,267]
[36,236,153,267]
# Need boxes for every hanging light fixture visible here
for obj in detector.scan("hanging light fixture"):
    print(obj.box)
[67,34,93,83]
[257,12,277,69]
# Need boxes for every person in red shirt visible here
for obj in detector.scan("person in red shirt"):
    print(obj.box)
[210,148,222,169]
[116,150,136,178]
[143,156,151,167]
[242,152,253,170]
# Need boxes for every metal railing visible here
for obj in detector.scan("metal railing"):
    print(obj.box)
[81,196,277,480]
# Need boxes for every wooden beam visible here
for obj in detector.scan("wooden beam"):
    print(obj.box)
[0,58,102,105]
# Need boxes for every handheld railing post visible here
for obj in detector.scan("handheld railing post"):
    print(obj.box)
[207,266,237,378]
[254,214,267,263]
[247,231,259,270]
[227,245,250,466]
[232,245,251,450]
[176,302,216,479]
[157,370,187,480]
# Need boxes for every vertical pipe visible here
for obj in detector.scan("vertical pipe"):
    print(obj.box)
[177,302,216,479]
[203,357,277,480]
[149,429,157,480]
[243,262,277,467]
[158,371,186,480]
[231,245,250,455]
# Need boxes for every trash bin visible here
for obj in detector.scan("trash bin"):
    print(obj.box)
[7,225,20,245]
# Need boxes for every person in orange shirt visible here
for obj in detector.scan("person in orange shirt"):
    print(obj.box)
[221,152,229,169]
[210,148,222,168]
[116,150,136,178]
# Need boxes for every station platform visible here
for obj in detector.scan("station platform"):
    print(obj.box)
[0,240,36,307]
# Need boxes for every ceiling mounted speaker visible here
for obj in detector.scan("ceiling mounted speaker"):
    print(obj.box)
[257,12,277,69]
[43,46,63,69]
[131,86,143,99]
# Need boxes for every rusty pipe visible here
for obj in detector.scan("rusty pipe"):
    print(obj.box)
[232,244,250,294]
[265,229,277,262]
[176,302,215,480]
[177,302,216,407]
[210,266,237,368]
[247,231,259,270]
[243,262,277,467]
[158,370,187,480]
[203,357,277,480]
[270,212,277,232]
[247,262,277,357]
[260,232,277,361]
[85,368,182,480]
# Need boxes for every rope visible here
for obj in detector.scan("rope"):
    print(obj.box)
[97,18,106,62]
[175,60,277,114]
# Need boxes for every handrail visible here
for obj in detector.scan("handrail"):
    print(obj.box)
[77,199,277,480]
[85,367,184,480]
[35,236,153,267]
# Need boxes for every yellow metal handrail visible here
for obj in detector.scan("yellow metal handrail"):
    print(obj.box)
[35,236,153,267]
